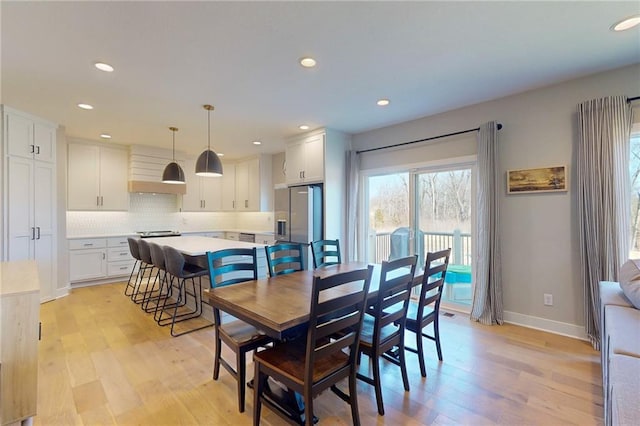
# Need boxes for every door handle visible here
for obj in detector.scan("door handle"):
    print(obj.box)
[97,196,100,206]
[36,227,41,240]
[103,253,106,260]
[203,200,206,208]
[30,144,35,154]
[31,227,35,240]
[101,196,104,206]
[35,145,41,155]
[245,200,248,208]
[232,200,235,209]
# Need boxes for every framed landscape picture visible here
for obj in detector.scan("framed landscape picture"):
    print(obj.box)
[507,165,567,194]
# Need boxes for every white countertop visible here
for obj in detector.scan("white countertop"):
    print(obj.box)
[142,235,267,256]
[68,229,274,239]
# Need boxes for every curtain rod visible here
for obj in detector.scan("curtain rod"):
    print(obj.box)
[356,123,503,155]
[628,96,640,103]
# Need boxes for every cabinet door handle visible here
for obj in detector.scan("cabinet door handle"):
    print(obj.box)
[30,144,35,154]
[83,243,93,247]
[245,200,248,208]
[36,227,41,240]
[31,227,36,240]
[39,322,42,341]
[103,253,106,260]
[101,196,104,206]
[203,200,206,208]
[97,196,100,206]
[35,145,41,155]
[232,200,235,209]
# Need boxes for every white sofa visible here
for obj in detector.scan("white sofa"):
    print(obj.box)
[598,281,640,426]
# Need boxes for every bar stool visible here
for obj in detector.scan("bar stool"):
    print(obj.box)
[157,245,212,337]
[132,239,156,304]
[142,242,169,313]
[124,237,142,297]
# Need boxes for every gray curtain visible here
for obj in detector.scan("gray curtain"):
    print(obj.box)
[471,121,504,325]
[577,96,632,349]
[346,150,360,262]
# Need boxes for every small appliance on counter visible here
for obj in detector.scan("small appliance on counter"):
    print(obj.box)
[137,230,182,238]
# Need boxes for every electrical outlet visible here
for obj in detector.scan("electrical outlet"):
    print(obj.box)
[544,293,553,306]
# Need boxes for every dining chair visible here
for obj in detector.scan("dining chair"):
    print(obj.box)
[206,248,273,413]
[405,248,451,377]
[253,265,373,426]
[356,255,417,415]
[310,239,341,269]
[156,245,212,337]
[264,242,305,277]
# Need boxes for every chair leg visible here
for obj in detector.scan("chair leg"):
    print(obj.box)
[303,387,313,426]
[372,354,384,416]
[237,349,246,413]
[124,260,140,296]
[348,370,361,426]
[399,342,410,392]
[416,329,427,378]
[434,316,443,361]
[213,329,222,380]
[253,363,265,426]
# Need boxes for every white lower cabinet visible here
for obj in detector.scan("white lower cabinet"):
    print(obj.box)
[69,236,134,283]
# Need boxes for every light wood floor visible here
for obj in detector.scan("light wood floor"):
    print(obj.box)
[35,282,603,425]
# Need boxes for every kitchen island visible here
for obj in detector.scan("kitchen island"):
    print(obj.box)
[143,235,269,278]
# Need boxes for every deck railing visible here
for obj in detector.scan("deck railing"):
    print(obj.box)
[371,229,471,265]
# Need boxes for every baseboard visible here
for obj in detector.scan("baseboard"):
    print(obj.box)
[503,310,588,341]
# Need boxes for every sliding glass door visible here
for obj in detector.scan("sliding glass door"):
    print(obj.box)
[364,161,475,310]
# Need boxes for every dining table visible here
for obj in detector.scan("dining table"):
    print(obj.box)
[205,261,423,341]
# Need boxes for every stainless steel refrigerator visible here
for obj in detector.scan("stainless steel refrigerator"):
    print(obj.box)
[274,184,323,246]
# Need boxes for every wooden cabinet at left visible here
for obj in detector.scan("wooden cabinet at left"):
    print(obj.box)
[0,260,40,425]
[2,106,58,302]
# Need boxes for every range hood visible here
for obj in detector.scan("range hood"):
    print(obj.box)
[128,145,187,195]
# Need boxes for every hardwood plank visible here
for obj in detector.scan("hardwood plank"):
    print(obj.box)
[34,282,603,425]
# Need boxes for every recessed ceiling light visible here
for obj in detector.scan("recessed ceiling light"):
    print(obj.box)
[218,153,225,157]
[100,133,112,139]
[299,57,317,68]
[299,125,310,130]
[377,99,390,106]
[611,15,640,31]
[253,141,262,145]
[77,103,94,110]
[94,62,114,72]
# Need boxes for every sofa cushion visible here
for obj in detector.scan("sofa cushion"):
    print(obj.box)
[619,258,640,283]
[620,280,640,309]
[606,306,640,358]
[609,354,640,426]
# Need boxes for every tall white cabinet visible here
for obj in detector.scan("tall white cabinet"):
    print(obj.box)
[2,106,58,302]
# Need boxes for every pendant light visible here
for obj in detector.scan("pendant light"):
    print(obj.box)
[162,127,186,184]
[195,104,223,177]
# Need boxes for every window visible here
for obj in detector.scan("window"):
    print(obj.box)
[363,159,476,310]
[629,133,640,258]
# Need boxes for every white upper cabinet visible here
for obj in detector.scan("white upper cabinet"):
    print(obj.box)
[221,162,236,211]
[68,143,129,211]
[182,157,222,212]
[285,133,324,185]
[5,110,56,163]
[235,155,272,212]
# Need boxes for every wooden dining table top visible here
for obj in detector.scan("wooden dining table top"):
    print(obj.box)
[205,262,423,341]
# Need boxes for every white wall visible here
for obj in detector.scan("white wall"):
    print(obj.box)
[352,64,640,337]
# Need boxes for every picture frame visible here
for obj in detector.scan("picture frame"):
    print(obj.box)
[506,165,567,194]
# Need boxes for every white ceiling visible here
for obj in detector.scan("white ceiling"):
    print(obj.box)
[2,1,639,160]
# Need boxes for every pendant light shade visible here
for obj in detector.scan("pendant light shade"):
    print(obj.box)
[195,104,223,177]
[162,127,186,184]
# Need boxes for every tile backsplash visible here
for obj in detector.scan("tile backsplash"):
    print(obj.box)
[67,193,272,236]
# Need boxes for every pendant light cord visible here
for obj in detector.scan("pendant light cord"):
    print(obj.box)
[207,108,211,149]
